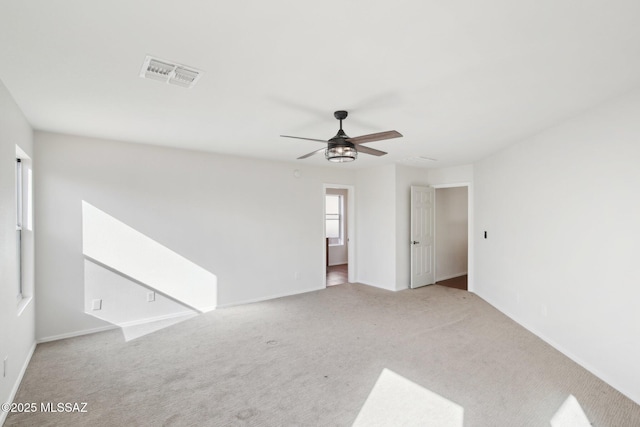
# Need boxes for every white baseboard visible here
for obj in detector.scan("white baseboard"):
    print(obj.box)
[436,272,468,282]
[118,310,197,328]
[477,290,640,406]
[356,280,397,292]
[198,305,217,314]
[37,324,118,344]
[217,286,325,309]
[37,310,203,344]
[0,341,36,426]
[37,289,325,343]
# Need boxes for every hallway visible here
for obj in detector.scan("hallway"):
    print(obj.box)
[326,264,348,287]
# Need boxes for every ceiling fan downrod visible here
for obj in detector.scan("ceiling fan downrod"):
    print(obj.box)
[332,110,349,140]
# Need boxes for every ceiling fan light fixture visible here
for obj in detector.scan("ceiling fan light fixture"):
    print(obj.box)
[326,142,357,162]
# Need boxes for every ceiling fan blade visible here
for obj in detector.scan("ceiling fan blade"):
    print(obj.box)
[346,130,403,145]
[281,135,328,143]
[356,145,387,157]
[297,147,326,159]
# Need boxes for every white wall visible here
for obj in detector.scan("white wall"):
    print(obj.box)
[427,164,473,186]
[435,187,468,281]
[356,164,397,290]
[474,89,640,404]
[326,188,348,266]
[34,132,356,341]
[0,80,35,424]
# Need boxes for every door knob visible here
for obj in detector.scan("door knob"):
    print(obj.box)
[412,241,420,245]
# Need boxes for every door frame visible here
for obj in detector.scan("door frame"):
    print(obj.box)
[431,182,473,292]
[323,184,356,286]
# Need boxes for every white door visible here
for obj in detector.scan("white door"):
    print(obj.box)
[410,186,435,288]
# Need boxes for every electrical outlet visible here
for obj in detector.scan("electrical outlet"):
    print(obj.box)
[294,272,301,280]
[147,292,155,302]
[541,304,548,317]
[92,299,102,311]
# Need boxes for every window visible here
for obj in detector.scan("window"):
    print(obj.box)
[325,194,343,245]
[16,158,23,301]
[15,148,33,313]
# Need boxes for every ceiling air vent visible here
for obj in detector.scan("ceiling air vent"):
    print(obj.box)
[139,55,202,88]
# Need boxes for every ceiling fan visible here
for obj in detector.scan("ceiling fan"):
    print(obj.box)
[281,110,402,162]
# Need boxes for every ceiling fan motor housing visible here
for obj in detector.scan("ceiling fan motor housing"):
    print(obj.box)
[325,140,357,162]
[330,129,349,141]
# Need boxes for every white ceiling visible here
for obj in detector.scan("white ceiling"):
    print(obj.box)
[1,0,639,169]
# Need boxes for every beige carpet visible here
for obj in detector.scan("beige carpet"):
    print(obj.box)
[6,284,640,426]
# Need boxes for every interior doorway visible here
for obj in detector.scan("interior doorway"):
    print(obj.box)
[324,185,355,287]
[434,185,469,291]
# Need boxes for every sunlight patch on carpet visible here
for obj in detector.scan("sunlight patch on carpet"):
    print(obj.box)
[550,395,591,427]
[352,368,464,427]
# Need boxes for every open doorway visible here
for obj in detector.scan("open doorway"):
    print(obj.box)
[434,186,469,291]
[324,185,354,287]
